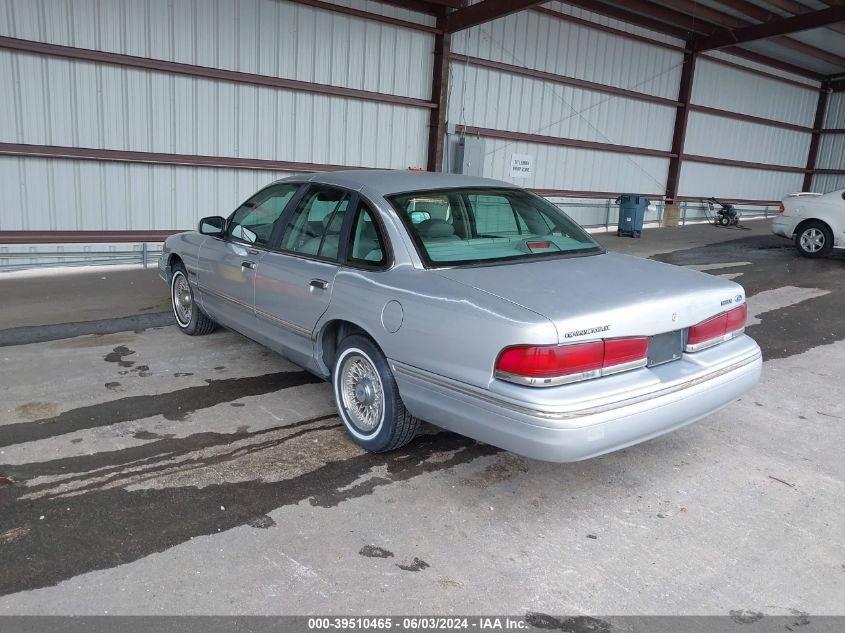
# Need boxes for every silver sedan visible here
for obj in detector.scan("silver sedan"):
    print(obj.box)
[160,171,762,462]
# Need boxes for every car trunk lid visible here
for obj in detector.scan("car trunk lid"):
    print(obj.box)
[435,253,745,344]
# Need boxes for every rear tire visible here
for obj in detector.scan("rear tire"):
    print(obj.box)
[170,262,216,335]
[795,221,833,258]
[332,334,419,453]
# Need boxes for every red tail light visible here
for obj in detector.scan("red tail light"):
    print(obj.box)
[686,304,747,352]
[778,203,785,214]
[496,338,648,386]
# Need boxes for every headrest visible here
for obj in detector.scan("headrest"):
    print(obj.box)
[418,218,455,238]
[323,210,345,233]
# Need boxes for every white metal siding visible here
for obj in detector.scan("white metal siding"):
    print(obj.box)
[451,8,683,100]
[448,63,676,150]
[703,50,820,89]
[816,134,845,171]
[0,0,434,100]
[0,49,429,169]
[811,174,845,193]
[678,162,804,201]
[684,111,811,167]
[481,138,668,194]
[823,92,845,129]
[0,155,301,232]
[691,58,818,127]
[447,5,678,196]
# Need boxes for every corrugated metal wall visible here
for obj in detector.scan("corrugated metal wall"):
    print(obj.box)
[0,0,837,261]
[812,91,845,193]
[447,5,681,193]
[0,0,434,233]
[679,54,819,201]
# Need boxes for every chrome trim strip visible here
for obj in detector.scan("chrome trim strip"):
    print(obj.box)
[494,368,601,387]
[685,327,744,353]
[254,306,312,336]
[494,357,648,387]
[198,283,313,336]
[393,350,761,422]
[196,284,252,311]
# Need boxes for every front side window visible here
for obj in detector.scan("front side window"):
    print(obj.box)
[347,204,387,268]
[387,188,600,267]
[279,187,350,260]
[227,184,299,246]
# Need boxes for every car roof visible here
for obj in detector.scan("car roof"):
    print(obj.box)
[272,169,517,196]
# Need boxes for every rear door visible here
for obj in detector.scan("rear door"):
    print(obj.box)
[253,185,353,368]
[196,183,300,334]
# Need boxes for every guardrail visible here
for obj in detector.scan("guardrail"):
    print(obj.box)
[0,197,779,271]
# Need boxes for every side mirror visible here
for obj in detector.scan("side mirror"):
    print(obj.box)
[198,216,226,236]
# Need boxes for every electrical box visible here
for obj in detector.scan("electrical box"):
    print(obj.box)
[452,136,485,177]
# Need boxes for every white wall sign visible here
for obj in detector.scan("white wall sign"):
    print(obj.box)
[510,154,533,179]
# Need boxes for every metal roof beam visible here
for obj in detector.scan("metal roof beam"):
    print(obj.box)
[559,0,826,79]
[695,5,845,51]
[559,0,700,39]
[705,0,845,68]
[763,0,845,36]
[443,0,546,33]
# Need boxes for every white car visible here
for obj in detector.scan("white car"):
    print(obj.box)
[773,189,845,257]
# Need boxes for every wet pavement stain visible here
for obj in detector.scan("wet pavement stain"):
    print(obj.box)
[14,402,60,421]
[0,430,495,595]
[133,431,175,440]
[104,345,136,368]
[525,613,612,633]
[359,545,394,559]
[104,382,121,391]
[396,557,429,572]
[730,610,764,624]
[653,235,845,360]
[247,515,276,529]
[173,372,194,377]
[0,371,323,447]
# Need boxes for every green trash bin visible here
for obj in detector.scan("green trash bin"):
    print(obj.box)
[616,194,650,238]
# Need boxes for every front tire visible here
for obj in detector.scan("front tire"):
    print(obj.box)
[795,221,833,258]
[332,334,419,453]
[170,263,216,335]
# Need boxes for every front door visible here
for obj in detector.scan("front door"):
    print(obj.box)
[196,183,300,334]
[254,185,352,369]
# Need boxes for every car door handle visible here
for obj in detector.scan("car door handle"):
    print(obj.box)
[310,279,329,290]
[241,261,256,270]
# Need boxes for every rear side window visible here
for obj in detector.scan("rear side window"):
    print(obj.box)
[279,187,350,260]
[347,205,387,268]
[227,184,299,246]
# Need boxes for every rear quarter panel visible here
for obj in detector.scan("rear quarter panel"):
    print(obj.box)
[315,264,558,390]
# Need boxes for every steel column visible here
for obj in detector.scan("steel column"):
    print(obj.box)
[427,10,451,172]
[804,81,831,192]
[666,46,697,205]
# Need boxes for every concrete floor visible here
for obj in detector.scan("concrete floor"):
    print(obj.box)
[0,220,843,616]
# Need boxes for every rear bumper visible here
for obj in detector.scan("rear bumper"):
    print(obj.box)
[771,216,797,239]
[392,335,762,462]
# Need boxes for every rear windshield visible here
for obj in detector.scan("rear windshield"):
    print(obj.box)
[387,188,601,267]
